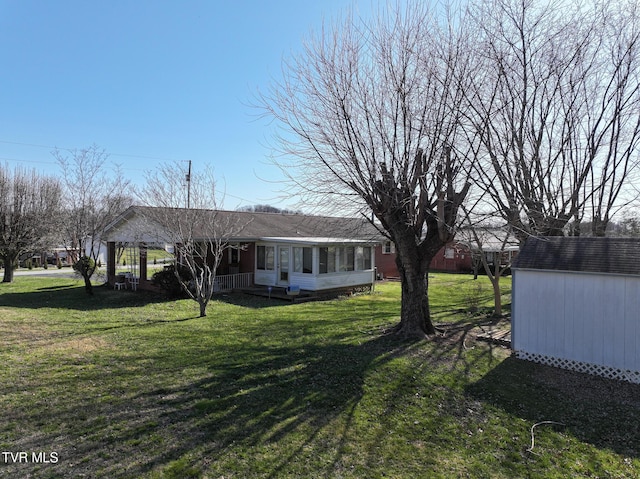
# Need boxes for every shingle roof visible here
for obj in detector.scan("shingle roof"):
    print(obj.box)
[109,205,382,243]
[512,236,640,276]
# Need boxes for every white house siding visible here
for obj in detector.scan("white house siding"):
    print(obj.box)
[288,273,317,290]
[315,271,375,290]
[254,271,373,290]
[255,270,277,286]
[513,269,640,383]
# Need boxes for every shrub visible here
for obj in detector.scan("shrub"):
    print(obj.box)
[151,265,190,298]
[73,256,96,276]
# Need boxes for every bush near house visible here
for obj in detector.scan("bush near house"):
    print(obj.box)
[151,264,190,298]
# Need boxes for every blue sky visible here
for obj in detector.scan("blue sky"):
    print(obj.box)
[0,0,362,209]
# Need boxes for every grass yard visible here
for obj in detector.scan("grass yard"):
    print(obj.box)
[0,274,639,478]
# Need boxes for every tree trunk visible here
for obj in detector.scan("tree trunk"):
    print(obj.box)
[199,301,207,317]
[2,253,16,283]
[489,275,502,317]
[2,264,14,283]
[394,261,436,338]
[82,273,93,295]
[592,215,608,237]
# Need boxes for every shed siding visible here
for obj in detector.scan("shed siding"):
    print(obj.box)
[625,280,640,371]
[514,269,640,381]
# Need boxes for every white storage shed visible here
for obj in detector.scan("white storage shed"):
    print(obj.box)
[512,237,640,383]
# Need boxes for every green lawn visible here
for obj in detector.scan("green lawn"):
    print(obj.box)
[0,274,638,478]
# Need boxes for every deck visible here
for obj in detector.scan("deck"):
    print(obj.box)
[241,286,319,303]
[476,327,512,347]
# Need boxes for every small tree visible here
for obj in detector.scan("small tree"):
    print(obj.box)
[460,211,517,317]
[139,163,244,317]
[54,145,131,294]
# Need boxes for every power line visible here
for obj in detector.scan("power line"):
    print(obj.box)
[0,139,193,163]
[0,156,56,165]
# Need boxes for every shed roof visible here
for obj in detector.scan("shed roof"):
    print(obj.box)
[512,236,640,276]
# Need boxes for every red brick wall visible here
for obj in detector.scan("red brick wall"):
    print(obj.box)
[375,241,474,279]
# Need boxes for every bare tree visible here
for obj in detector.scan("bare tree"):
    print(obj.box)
[465,0,640,242]
[236,204,302,215]
[586,1,640,235]
[139,163,243,317]
[54,145,131,294]
[261,3,476,338]
[0,164,62,283]
[460,208,518,317]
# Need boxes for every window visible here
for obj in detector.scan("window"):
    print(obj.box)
[356,247,372,270]
[338,246,355,271]
[257,245,275,270]
[293,247,313,273]
[444,247,454,259]
[229,244,240,264]
[319,246,368,273]
[383,241,395,254]
[319,247,336,274]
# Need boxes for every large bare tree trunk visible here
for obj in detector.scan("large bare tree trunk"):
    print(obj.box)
[395,259,435,337]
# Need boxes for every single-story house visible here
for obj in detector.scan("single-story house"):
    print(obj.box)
[375,239,475,278]
[103,206,381,294]
[376,228,519,279]
[512,236,640,384]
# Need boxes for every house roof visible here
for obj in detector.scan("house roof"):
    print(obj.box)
[259,237,375,245]
[455,227,520,252]
[105,205,382,244]
[512,236,640,276]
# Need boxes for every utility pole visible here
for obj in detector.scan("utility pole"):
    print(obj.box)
[185,160,192,209]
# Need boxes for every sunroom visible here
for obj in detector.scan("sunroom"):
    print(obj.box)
[254,237,376,292]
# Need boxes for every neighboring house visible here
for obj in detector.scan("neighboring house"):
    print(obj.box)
[103,206,380,294]
[375,228,519,279]
[375,239,474,279]
[84,237,108,265]
[512,236,640,384]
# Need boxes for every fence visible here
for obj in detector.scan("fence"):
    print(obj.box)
[214,272,254,292]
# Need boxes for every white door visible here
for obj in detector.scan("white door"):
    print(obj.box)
[278,246,289,286]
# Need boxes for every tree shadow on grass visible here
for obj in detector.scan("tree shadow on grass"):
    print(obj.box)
[466,356,640,459]
[0,282,172,311]
[215,291,297,309]
[1,334,422,478]
[215,291,375,310]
